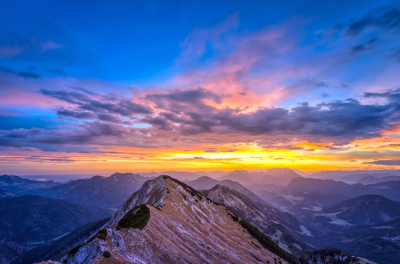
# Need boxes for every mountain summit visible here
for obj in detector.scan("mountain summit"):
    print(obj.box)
[59,175,298,264]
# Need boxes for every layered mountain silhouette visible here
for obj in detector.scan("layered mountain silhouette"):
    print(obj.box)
[286,177,400,201]
[0,175,60,193]
[355,175,400,185]
[219,168,301,185]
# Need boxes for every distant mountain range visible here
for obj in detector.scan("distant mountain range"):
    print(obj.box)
[286,177,400,201]
[355,175,400,185]
[27,173,150,209]
[0,195,111,264]
[219,168,302,185]
[0,175,60,193]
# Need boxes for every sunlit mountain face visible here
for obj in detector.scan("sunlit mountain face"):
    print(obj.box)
[1,0,400,175]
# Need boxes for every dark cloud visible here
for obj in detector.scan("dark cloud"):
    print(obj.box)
[57,108,96,120]
[145,88,224,114]
[40,88,152,124]
[363,160,400,166]
[349,38,379,55]
[0,67,41,79]
[345,6,400,36]
[390,49,400,62]
[2,86,400,152]
[141,89,400,143]
[96,113,124,123]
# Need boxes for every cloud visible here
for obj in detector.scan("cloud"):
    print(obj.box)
[349,38,379,55]
[363,159,400,166]
[57,108,96,120]
[0,44,28,58]
[40,87,153,123]
[142,88,400,142]
[0,67,41,79]
[39,40,63,52]
[345,6,400,37]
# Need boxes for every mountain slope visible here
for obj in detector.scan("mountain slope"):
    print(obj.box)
[318,218,400,264]
[203,184,316,254]
[186,176,267,204]
[0,175,60,193]
[0,190,19,199]
[59,175,299,264]
[34,173,150,209]
[0,195,111,264]
[11,217,111,264]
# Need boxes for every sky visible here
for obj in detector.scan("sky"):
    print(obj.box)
[1,0,400,175]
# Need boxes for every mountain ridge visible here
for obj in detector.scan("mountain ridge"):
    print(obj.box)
[57,175,299,264]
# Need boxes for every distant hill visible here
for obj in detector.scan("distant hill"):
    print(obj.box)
[185,176,266,204]
[33,173,151,209]
[355,175,400,185]
[259,168,302,185]
[0,195,111,264]
[220,168,301,185]
[287,177,352,195]
[219,170,256,185]
[315,195,400,226]
[287,177,400,201]
[0,175,60,193]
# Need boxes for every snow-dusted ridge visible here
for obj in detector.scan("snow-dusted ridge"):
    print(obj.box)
[107,175,168,227]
